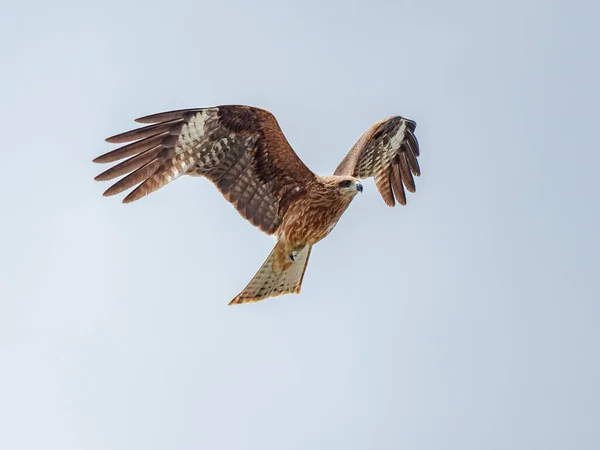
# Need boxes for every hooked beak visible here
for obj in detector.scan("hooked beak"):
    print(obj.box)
[356,182,363,193]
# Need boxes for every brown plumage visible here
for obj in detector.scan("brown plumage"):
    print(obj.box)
[94,105,421,304]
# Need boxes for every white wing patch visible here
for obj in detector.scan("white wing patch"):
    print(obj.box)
[174,109,218,169]
[373,119,407,175]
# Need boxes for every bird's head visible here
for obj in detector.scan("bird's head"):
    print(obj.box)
[323,175,363,198]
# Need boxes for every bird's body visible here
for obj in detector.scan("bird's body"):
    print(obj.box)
[94,105,421,304]
[277,175,361,246]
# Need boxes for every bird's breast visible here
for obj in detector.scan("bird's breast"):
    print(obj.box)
[278,195,353,245]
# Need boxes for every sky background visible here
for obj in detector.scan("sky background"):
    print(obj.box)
[1,0,599,449]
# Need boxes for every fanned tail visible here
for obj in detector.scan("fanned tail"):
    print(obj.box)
[229,241,312,305]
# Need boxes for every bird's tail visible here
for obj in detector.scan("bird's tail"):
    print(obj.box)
[229,241,312,305]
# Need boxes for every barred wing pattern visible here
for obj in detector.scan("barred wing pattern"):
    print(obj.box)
[334,116,421,206]
[94,106,315,234]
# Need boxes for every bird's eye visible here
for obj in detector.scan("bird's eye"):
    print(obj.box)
[339,180,353,188]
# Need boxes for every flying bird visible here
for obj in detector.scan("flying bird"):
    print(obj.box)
[94,105,421,304]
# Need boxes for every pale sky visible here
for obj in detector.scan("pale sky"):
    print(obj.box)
[1,0,598,449]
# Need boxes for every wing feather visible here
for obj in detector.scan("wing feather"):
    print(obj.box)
[404,143,421,176]
[390,165,407,206]
[375,171,395,207]
[397,153,415,193]
[94,105,314,235]
[334,116,421,206]
[105,119,184,143]
[135,108,202,124]
[103,159,164,197]
[93,132,169,163]
[94,145,163,181]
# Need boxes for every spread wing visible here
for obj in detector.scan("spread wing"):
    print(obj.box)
[94,105,315,234]
[334,116,420,206]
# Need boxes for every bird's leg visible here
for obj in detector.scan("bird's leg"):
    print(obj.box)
[288,244,305,263]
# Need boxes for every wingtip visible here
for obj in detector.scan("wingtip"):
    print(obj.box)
[122,196,134,204]
[228,296,245,306]
[404,117,417,131]
[102,186,121,198]
[93,153,115,163]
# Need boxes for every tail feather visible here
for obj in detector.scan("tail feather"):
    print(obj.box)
[229,242,312,305]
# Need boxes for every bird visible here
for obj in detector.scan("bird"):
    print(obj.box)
[93,105,421,305]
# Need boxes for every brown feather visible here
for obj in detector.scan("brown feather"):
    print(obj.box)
[404,118,417,133]
[105,119,184,144]
[135,108,201,124]
[231,178,258,215]
[406,128,420,156]
[403,144,421,176]
[214,149,253,197]
[333,119,388,177]
[390,165,407,206]
[398,153,416,193]
[94,146,163,181]
[93,132,169,163]
[375,171,395,207]
[102,159,162,197]
[246,183,278,230]
[122,172,169,203]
